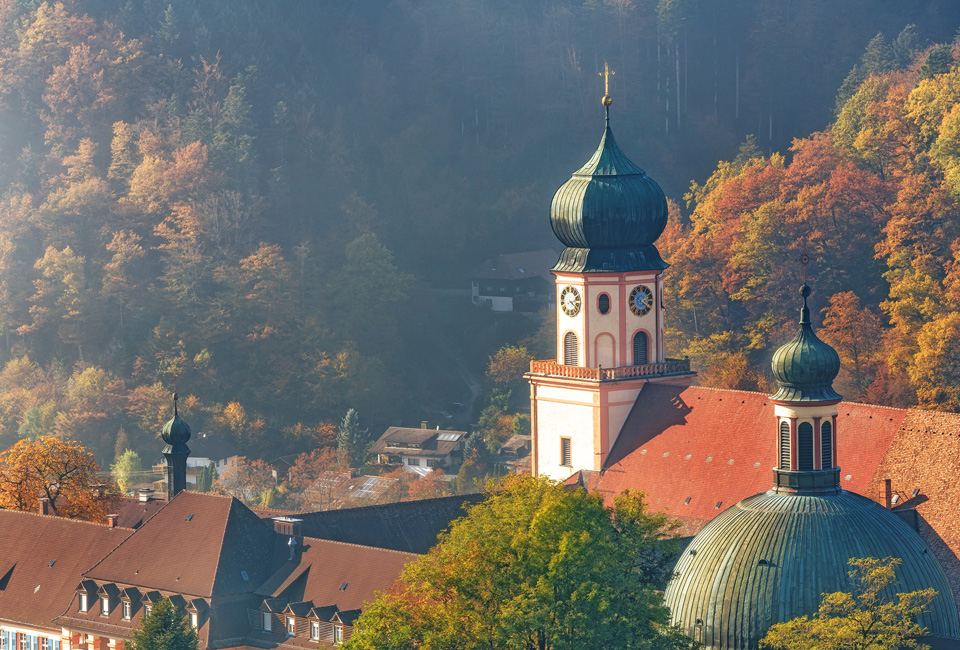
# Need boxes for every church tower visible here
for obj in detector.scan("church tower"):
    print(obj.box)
[527,69,695,480]
[161,392,191,499]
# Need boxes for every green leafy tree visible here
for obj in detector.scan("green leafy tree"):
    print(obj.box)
[761,557,937,650]
[129,596,198,650]
[111,449,143,494]
[345,476,692,650]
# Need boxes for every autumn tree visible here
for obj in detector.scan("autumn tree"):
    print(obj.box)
[0,436,120,520]
[128,596,198,650]
[214,456,274,506]
[819,292,883,401]
[761,557,937,650]
[345,476,692,650]
[111,449,143,494]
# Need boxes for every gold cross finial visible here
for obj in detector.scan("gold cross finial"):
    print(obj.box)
[599,62,615,107]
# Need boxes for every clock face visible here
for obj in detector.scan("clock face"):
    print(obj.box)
[560,286,582,317]
[629,285,654,316]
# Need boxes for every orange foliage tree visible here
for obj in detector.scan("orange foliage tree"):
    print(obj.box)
[0,436,120,521]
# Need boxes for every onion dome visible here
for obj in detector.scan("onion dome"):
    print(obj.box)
[550,100,668,273]
[161,392,191,455]
[770,284,841,402]
[664,490,959,650]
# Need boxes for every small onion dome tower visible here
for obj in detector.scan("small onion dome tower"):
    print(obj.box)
[549,84,668,273]
[663,285,959,650]
[769,284,843,495]
[161,392,191,500]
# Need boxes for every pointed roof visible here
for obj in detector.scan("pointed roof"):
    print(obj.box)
[84,491,275,597]
[770,285,842,402]
[571,119,647,178]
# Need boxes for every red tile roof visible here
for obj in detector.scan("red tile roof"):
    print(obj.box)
[0,510,131,631]
[84,491,276,597]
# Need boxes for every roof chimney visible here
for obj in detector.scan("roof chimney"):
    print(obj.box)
[138,488,155,503]
[38,497,49,515]
[272,516,303,538]
[107,514,118,528]
[420,421,428,429]
[884,478,893,509]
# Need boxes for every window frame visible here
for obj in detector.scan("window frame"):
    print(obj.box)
[597,293,611,315]
[122,601,131,620]
[560,437,572,468]
[79,593,88,613]
[286,616,295,636]
[190,612,199,629]
[262,612,272,632]
[101,596,110,615]
[310,620,320,641]
[334,626,343,645]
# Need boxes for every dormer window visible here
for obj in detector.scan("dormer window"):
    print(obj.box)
[334,625,343,645]
[79,593,88,612]
[310,621,320,641]
[262,612,272,632]
[190,612,199,628]
[144,604,152,617]
[122,601,131,620]
[101,596,110,615]
[286,617,295,636]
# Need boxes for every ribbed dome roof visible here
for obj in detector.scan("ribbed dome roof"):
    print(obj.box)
[161,393,191,454]
[665,490,960,650]
[549,108,668,273]
[770,285,841,402]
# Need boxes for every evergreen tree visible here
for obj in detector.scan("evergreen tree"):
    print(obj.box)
[129,597,198,650]
[919,44,954,79]
[337,408,368,469]
[197,462,217,492]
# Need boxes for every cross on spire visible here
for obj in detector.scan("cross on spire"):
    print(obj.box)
[799,242,809,285]
[599,61,615,107]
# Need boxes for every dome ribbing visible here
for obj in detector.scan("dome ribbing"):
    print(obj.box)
[770,285,841,402]
[665,490,960,650]
[161,392,191,454]
[549,106,668,273]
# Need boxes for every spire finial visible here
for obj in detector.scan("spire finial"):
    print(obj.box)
[599,61,614,109]
[799,243,811,324]
[173,378,179,417]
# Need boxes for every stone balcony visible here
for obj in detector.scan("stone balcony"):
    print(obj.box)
[528,358,692,381]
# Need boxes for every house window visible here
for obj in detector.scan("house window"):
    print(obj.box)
[560,438,572,467]
[779,421,790,469]
[407,457,420,466]
[310,621,320,641]
[598,293,610,314]
[262,612,272,632]
[797,422,814,471]
[144,604,152,617]
[122,601,131,620]
[821,422,833,468]
[563,332,578,366]
[286,617,295,636]
[79,593,88,612]
[334,626,343,645]
[190,612,199,629]
[39,639,48,650]
[101,596,110,615]
[633,331,648,365]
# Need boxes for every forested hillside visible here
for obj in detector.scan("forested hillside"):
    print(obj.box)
[0,0,957,464]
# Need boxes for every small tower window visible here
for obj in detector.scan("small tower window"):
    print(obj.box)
[779,421,790,469]
[560,437,572,467]
[598,294,610,314]
[821,421,833,469]
[563,332,578,366]
[797,422,814,471]
[633,332,648,365]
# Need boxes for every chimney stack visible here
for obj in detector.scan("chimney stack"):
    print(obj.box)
[107,514,118,528]
[421,421,428,429]
[138,488,155,502]
[884,478,893,509]
[38,497,49,515]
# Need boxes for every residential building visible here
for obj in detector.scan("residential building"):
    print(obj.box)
[370,424,465,475]
[470,249,557,312]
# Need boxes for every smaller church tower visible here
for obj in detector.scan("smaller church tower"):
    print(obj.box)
[527,68,695,480]
[769,283,842,494]
[161,392,191,499]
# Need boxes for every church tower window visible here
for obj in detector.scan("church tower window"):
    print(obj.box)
[821,421,833,469]
[598,293,610,314]
[797,422,814,471]
[779,421,790,469]
[633,332,648,365]
[560,438,572,467]
[563,332,578,366]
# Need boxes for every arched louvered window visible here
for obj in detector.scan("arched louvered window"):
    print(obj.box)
[563,331,578,366]
[779,421,790,469]
[821,421,833,469]
[633,331,648,365]
[797,422,814,471]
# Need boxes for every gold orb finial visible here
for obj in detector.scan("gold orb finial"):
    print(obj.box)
[599,61,615,107]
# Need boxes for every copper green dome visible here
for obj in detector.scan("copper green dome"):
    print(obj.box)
[550,106,668,273]
[665,490,960,650]
[770,285,841,402]
[161,392,191,454]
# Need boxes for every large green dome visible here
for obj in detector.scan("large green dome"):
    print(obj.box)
[770,285,841,402]
[549,107,668,273]
[665,490,959,650]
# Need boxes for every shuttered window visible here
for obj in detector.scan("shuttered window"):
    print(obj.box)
[797,422,814,471]
[563,332,578,365]
[633,332,648,365]
[821,421,833,469]
[779,421,790,469]
[560,438,572,467]
[598,294,610,314]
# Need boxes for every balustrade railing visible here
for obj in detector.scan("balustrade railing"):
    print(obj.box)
[529,358,691,380]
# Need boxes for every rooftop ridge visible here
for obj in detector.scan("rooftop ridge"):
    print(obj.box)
[301,535,422,557]
[0,507,135,531]
[299,492,481,518]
